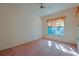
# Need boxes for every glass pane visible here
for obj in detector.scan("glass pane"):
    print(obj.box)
[48,27,55,35]
[48,18,64,36]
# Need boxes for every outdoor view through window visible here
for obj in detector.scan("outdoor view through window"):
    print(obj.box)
[47,16,65,36]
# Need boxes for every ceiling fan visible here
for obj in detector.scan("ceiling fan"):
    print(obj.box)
[40,3,53,9]
[40,3,46,9]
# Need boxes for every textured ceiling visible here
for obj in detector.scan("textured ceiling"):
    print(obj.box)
[0,3,79,16]
[34,3,79,16]
[16,3,79,16]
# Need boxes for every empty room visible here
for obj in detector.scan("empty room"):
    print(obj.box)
[0,3,79,56]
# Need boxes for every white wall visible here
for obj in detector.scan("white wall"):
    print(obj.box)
[0,7,3,49]
[0,5,42,50]
[41,7,77,44]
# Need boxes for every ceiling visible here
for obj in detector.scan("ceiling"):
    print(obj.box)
[0,3,79,16]
[33,3,79,16]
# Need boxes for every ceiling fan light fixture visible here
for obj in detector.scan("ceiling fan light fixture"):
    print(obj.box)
[40,3,45,8]
[40,5,45,8]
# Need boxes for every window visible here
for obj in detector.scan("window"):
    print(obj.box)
[47,16,65,36]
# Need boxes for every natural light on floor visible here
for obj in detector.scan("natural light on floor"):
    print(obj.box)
[55,43,79,56]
